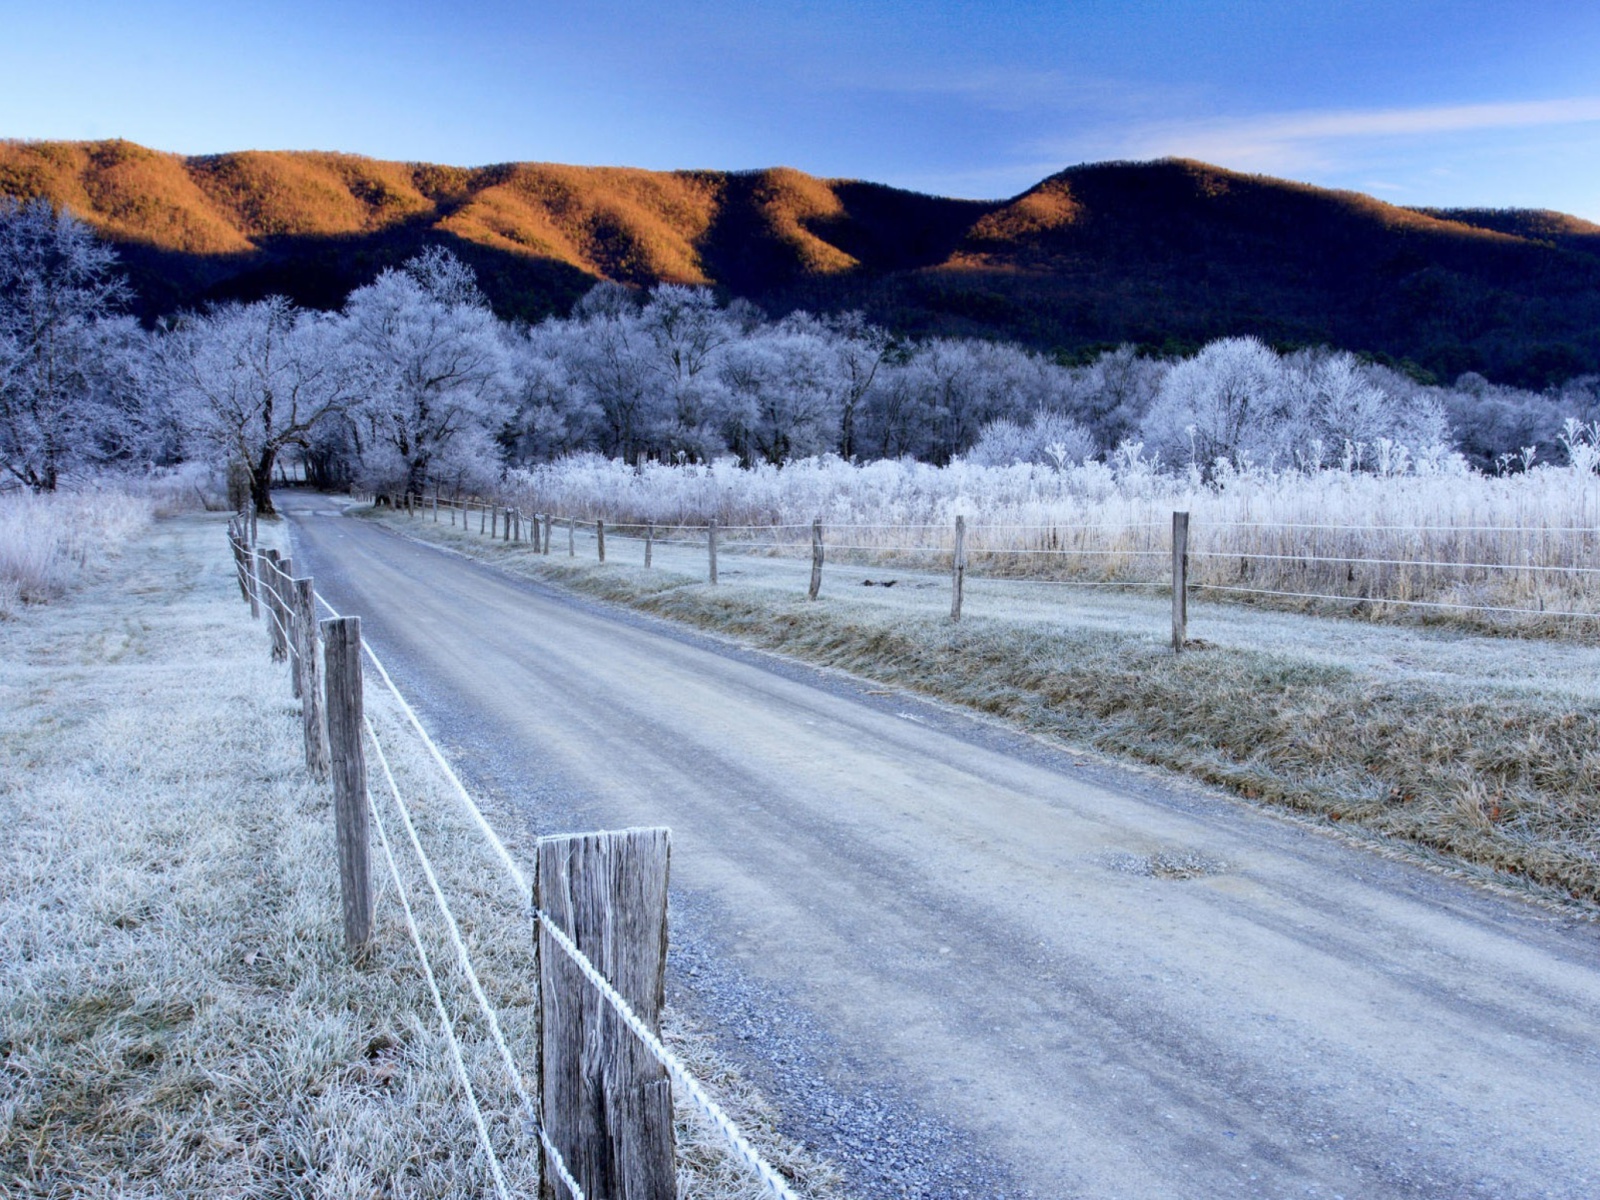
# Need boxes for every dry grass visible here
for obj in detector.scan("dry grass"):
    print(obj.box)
[0,511,837,1198]
[0,490,154,616]
[378,504,1600,909]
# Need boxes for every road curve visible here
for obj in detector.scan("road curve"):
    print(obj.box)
[280,494,1600,1200]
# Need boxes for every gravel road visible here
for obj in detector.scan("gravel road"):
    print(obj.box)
[280,493,1600,1200]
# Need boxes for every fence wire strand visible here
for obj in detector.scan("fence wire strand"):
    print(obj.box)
[365,759,516,1200]
[365,717,587,1200]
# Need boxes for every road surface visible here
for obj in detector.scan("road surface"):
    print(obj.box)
[280,493,1600,1200]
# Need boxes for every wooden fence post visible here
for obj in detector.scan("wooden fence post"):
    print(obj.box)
[293,577,329,779]
[245,546,262,621]
[809,518,824,601]
[263,550,289,661]
[270,558,303,697]
[481,504,487,535]
[323,616,373,953]
[568,518,576,557]
[645,522,654,568]
[229,525,250,603]
[708,519,718,585]
[544,513,554,556]
[597,520,606,563]
[282,563,305,698]
[951,515,966,622]
[1172,510,1190,653]
[531,512,542,553]
[537,828,675,1200]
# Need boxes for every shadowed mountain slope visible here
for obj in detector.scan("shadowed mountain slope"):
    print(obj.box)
[5,139,1599,385]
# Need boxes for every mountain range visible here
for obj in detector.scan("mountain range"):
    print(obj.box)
[5,138,1600,386]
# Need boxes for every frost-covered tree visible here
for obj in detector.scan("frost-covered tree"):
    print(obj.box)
[342,249,513,496]
[505,323,600,464]
[638,285,738,459]
[1139,336,1286,472]
[969,410,1095,469]
[1279,349,1448,469]
[0,199,141,490]
[552,285,660,463]
[1069,345,1168,450]
[162,297,365,513]
[720,320,844,464]
[820,311,893,460]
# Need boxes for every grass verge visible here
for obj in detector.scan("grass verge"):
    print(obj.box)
[0,512,837,1198]
[370,506,1600,909]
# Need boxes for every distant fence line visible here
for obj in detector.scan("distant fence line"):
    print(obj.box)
[226,511,803,1200]
[365,489,1600,637]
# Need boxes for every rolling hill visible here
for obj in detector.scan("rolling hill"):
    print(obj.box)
[5,138,1599,386]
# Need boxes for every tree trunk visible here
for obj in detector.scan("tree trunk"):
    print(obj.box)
[251,448,278,516]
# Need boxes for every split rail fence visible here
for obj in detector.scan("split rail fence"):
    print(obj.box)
[372,488,1600,646]
[225,512,802,1200]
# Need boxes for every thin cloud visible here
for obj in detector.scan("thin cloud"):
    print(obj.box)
[1117,97,1600,171]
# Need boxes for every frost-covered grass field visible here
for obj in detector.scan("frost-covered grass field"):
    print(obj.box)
[0,469,224,619]
[380,496,1600,906]
[0,491,154,617]
[0,511,833,1199]
[498,454,1600,635]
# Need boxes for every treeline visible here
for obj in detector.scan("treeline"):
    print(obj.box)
[4,199,1598,511]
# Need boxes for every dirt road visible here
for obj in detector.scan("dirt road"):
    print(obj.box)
[281,494,1600,1200]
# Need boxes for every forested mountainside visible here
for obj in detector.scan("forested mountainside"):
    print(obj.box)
[5,138,1599,386]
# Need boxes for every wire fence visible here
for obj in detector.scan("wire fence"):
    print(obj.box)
[387,491,1600,633]
[229,512,807,1200]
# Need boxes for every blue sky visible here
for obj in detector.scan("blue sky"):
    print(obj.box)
[4,0,1599,217]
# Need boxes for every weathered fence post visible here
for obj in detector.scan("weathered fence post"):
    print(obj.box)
[278,556,296,673]
[244,545,262,621]
[544,513,554,556]
[432,493,438,522]
[480,504,487,535]
[1172,510,1190,653]
[262,550,289,661]
[597,520,606,563]
[537,828,675,1200]
[323,616,372,953]
[708,519,718,585]
[229,522,250,603]
[645,522,654,569]
[568,517,576,557]
[531,512,542,553]
[809,518,824,601]
[951,515,966,622]
[293,577,329,779]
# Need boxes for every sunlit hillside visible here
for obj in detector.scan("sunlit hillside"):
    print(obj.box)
[4,138,1600,384]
